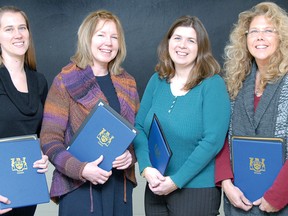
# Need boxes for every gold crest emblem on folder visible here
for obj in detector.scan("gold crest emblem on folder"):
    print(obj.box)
[153,143,161,159]
[249,157,266,174]
[11,157,28,174]
[97,128,114,147]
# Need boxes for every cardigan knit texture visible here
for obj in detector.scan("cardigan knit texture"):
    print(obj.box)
[215,63,288,211]
[134,73,230,189]
[40,63,139,202]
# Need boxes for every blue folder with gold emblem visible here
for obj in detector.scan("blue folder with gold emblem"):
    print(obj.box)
[0,134,50,210]
[232,136,284,202]
[148,114,172,175]
[67,99,138,171]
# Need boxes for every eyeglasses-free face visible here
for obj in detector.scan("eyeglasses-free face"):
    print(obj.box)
[168,26,198,72]
[0,11,30,59]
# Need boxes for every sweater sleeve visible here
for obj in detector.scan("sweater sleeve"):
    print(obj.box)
[133,73,158,174]
[263,160,288,210]
[215,137,234,186]
[40,74,87,181]
[122,72,140,168]
[170,75,231,188]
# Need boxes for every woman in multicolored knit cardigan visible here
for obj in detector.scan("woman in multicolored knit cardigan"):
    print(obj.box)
[40,10,139,216]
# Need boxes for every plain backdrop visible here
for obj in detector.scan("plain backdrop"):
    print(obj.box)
[1,0,287,97]
[1,1,288,216]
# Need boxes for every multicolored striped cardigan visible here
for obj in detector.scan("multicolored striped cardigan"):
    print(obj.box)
[40,63,139,202]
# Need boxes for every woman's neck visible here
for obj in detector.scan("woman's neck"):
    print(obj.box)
[174,64,192,78]
[2,55,28,92]
[91,63,109,76]
[3,57,25,76]
[172,68,190,84]
[254,69,264,97]
[170,71,190,96]
[255,60,268,76]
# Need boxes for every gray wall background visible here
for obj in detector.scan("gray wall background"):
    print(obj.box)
[1,0,287,97]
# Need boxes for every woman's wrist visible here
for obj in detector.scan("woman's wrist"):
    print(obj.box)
[171,180,178,190]
[221,179,233,191]
[141,167,151,178]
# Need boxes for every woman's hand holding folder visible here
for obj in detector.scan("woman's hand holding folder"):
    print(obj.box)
[222,179,252,211]
[82,155,112,185]
[254,197,279,213]
[0,195,12,214]
[33,155,49,173]
[112,150,132,170]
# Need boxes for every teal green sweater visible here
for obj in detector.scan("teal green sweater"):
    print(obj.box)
[134,73,230,189]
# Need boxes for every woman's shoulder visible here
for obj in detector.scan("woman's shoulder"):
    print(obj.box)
[53,62,80,84]
[118,70,162,87]
[201,74,225,86]
[25,68,48,97]
[117,68,136,81]
[26,67,48,86]
[60,62,79,75]
[149,72,163,83]
[205,74,224,81]
[113,69,139,90]
[35,71,47,84]
[198,74,228,95]
[142,72,163,89]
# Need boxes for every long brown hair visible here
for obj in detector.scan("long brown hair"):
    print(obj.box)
[155,15,220,90]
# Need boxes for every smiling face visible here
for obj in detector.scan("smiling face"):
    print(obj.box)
[247,15,279,66]
[0,11,29,61]
[168,26,198,71]
[91,20,119,69]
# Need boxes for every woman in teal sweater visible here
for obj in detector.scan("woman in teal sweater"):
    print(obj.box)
[134,15,230,216]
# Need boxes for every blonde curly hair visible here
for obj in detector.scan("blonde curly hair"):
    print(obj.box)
[224,2,288,99]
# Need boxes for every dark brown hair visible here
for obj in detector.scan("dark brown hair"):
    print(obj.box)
[155,15,220,90]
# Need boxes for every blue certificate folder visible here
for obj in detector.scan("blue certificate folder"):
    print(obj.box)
[67,99,138,171]
[0,135,49,210]
[232,136,284,202]
[148,114,172,175]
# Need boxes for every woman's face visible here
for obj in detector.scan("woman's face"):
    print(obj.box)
[0,11,29,60]
[168,26,198,71]
[246,15,279,66]
[91,20,119,68]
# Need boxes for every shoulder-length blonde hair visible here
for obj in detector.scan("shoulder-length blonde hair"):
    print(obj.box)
[71,10,126,75]
[155,15,220,90]
[224,2,288,99]
[0,6,36,70]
